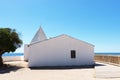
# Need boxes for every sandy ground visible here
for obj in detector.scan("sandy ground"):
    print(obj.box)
[95,62,120,79]
[0,61,120,80]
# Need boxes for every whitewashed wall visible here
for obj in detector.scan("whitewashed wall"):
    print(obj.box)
[24,44,29,61]
[28,35,94,67]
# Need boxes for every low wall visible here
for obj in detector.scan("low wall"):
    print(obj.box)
[95,55,120,66]
[2,56,24,62]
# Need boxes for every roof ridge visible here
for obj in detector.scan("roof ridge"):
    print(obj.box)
[29,34,94,47]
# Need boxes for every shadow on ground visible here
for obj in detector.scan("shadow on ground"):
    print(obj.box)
[95,63,106,66]
[0,64,23,74]
[30,65,95,70]
[30,62,107,70]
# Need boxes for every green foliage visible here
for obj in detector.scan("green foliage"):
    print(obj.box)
[0,28,23,54]
[0,28,23,66]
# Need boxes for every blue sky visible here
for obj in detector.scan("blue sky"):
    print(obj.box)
[0,0,120,53]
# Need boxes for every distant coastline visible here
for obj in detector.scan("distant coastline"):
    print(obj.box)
[95,52,120,56]
[2,52,120,57]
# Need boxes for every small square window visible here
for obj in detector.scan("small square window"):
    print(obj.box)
[71,50,76,59]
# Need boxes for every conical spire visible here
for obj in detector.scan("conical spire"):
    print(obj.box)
[31,27,47,44]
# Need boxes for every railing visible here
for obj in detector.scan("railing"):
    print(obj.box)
[95,55,120,66]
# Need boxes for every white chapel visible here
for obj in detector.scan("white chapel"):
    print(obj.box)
[24,27,95,67]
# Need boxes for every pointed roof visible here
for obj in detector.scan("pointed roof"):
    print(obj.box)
[30,27,47,44]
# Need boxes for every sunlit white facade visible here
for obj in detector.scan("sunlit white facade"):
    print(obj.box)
[24,27,95,67]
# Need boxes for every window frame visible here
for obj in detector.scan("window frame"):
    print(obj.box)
[71,50,76,59]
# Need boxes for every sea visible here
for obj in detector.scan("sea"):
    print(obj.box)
[2,52,120,57]
[95,53,120,56]
[2,53,23,57]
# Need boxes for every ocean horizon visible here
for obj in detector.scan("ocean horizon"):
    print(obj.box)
[95,52,120,56]
[2,53,24,57]
[2,52,120,57]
